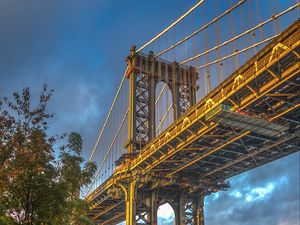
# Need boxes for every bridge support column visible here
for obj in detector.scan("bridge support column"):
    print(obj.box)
[185,195,205,225]
[194,196,204,225]
[149,52,156,140]
[175,190,186,225]
[173,190,205,225]
[150,190,158,225]
[124,181,137,225]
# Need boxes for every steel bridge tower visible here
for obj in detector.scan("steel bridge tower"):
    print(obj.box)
[115,46,227,225]
[87,18,300,225]
[86,4,300,224]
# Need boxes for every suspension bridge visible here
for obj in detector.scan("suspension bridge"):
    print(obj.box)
[83,1,300,224]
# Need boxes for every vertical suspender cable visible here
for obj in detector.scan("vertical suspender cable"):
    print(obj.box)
[87,0,249,164]
[88,70,127,162]
[155,0,246,58]
[179,3,300,66]
[136,0,205,53]
[86,0,207,193]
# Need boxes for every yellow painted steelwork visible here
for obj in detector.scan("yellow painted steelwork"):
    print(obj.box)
[86,19,300,225]
[168,131,251,176]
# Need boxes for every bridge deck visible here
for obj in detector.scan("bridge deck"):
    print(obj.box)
[87,19,300,224]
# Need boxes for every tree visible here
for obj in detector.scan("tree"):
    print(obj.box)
[0,85,97,225]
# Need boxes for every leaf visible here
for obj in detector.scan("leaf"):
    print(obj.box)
[68,132,83,156]
[0,85,95,224]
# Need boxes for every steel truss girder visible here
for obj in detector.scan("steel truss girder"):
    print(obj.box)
[87,19,300,225]
[129,20,300,173]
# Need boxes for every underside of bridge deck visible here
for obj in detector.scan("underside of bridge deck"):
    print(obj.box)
[87,19,300,225]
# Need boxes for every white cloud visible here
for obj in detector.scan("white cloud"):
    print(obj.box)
[245,182,274,202]
[234,191,242,198]
[157,203,174,220]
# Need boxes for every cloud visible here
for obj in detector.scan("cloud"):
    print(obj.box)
[205,153,300,225]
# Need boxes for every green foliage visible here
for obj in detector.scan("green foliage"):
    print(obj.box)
[0,216,17,225]
[0,85,97,225]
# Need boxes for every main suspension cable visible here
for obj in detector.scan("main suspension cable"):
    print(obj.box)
[88,68,127,162]
[87,108,129,195]
[155,0,246,58]
[87,79,174,194]
[156,103,173,133]
[179,3,299,65]
[87,1,206,163]
[195,34,279,70]
[136,0,205,53]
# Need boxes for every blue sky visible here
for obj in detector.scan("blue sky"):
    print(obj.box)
[0,0,299,224]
